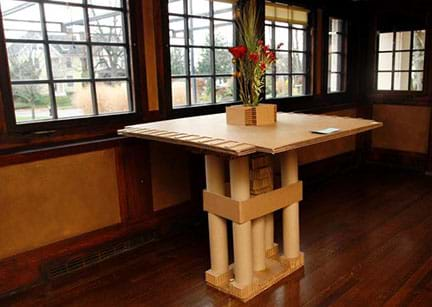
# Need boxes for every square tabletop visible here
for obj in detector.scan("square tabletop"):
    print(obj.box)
[119,112,382,156]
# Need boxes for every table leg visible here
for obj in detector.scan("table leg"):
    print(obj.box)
[280,150,300,260]
[230,157,253,287]
[252,217,266,271]
[205,155,229,277]
[265,214,275,254]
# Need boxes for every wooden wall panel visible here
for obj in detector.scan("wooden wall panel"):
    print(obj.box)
[372,104,431,154]
[150,142,191,211]
[298,108,357,165]
[0,149,121,260]
[143,0,160,111]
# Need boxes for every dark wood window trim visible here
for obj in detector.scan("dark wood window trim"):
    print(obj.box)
[0,0,146,136]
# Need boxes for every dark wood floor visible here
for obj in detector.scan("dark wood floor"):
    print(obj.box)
[3,165,432,307]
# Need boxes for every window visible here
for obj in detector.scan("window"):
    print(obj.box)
[168,0,236,108]
[264,1,310,99]
[0,0,133,124]
[328,17,346,93]
[376,30,426,91]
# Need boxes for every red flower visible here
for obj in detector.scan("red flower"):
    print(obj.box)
[229,45,247,59]
[249,52,259,64]
[263,45,270,52]
[266,50,276,62]
[257,39,264,46]
[260,62,266,71]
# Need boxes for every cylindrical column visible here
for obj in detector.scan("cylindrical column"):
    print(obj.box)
[264,214,274,250]
[252,217,266,271]
[205,155,228,275]
[280,150,300,259]
[230,156,253,287]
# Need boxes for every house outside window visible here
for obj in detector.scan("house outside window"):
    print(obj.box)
[0,0,133,124]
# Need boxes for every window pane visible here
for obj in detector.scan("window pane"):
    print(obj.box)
[379,33,393,51]
[413,30,425,50]
[329,73,341,92]
[213,0,233,20]
[329,53,342,72]
[88,8,124,43]
[275,52,289,73]
[292,75,305,96]
[411,72,423,91]
[88,0,122,8]
[292,52,305,73]
[168,0,184,14]
[12,83,52,122]
[215,49,233,75]
[172,78,188,107]
[56,82,93,118]
[96,81,129,114]
[44,4,86,41]
[47,0,82,3]
[329,34,342,52]
[169,16,185,45]
[216,77,234,103]
[189,18,210,46]
[394,51,410,71]
[170,47,186,76]
[412,51,424,71]
[377,72,392,90]
[330,18,343,33]
[190,48,211,75]
[190,77,212,104]
[292,29,305,51]
[275,75,289,97]
[50,45,89,80]
[393,72,409,90]
[92,46,127,78]
[188,0,209,17]
[7,43,47,81]
[378,52,393,71]
[275,27,289,50]
[214,20,233,47]
[265,25,273,48]
[0,0,42,40]
[395,31,411,50]
[265,76,273,98]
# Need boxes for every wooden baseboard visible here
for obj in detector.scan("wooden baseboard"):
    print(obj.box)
[367,148,427,172]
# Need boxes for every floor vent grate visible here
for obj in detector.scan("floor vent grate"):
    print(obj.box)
[43,232,156,281]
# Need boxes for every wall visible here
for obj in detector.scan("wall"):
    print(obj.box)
[372,104,431,154]
[0,149,122,260]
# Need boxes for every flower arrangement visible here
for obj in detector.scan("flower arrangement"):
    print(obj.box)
[229,0,281,106]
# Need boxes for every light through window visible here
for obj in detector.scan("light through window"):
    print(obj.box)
[377,30,426,91]
[328,17,346,93]
[265,1,310,99]
[0,0,133,124]
[168,0,236,108]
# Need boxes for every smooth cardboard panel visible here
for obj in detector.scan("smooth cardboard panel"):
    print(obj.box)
[203,181,303,224]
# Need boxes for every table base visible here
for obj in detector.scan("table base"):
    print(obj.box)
[206,252,304,302]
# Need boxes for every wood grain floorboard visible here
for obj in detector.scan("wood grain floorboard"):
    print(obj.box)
[2,166,432,307]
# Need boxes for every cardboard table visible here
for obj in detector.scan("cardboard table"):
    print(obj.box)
[119,112,382,302]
